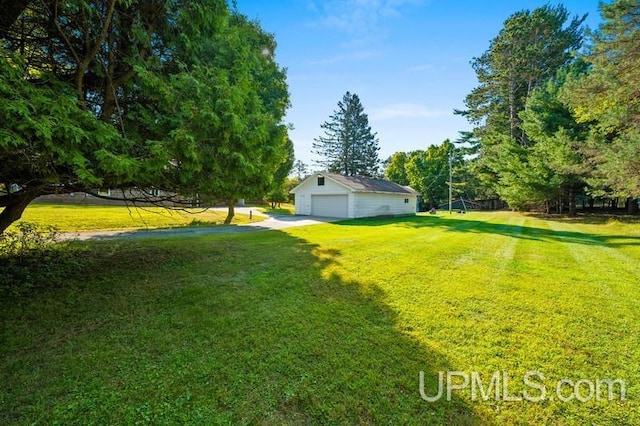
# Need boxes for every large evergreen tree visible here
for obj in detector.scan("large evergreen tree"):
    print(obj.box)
[457,4,586,209]
[518,61,591,214]
[562,0,640,212]
[313,91,380,177]
[131,9,291,223]
[461,5,585,145]
[0,0,290,232]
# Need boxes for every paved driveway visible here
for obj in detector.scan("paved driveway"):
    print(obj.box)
[63,209,343,241]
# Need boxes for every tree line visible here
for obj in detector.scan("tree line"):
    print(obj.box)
[2,1,639,234]
[383,0,639,214]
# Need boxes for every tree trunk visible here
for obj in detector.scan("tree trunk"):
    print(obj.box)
[627,198,639,215]
[509,72,517,140]
[558,195,563,214]
[0,191,38,234]
[568,186,576,217]
[224,199,235,224]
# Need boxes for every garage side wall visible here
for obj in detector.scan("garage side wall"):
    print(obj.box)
[354,193,417,218]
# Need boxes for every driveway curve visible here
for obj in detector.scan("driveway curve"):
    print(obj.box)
[63,208,343,241]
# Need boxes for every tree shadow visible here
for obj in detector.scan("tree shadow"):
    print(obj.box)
[526,212,640,225]
[334,214,640,248]
[0,231,489,424]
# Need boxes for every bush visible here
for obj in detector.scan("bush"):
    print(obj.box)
[0,222,85,295]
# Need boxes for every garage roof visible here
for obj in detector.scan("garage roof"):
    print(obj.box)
[291,172,419,195]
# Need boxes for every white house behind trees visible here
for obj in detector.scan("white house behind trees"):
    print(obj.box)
[290,172,418,218]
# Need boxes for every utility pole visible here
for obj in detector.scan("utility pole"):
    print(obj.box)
[448,149,453,214]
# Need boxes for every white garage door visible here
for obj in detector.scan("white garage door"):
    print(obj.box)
[311,195,348,218]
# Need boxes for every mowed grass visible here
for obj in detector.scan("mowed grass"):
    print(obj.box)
[14,203,258,232]
[256,202,296,216]
[1,212,639,424]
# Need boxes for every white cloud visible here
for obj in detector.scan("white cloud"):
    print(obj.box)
[370,103,450,120]
[307,0,425,43]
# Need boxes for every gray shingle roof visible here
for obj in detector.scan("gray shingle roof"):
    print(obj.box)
[323,173,419,195]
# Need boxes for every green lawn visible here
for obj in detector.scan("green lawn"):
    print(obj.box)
[14,204,258,232]
[1,212,639,424]
[255,202,296,215]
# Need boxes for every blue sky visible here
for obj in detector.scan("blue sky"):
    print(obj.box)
[236,0,604,169]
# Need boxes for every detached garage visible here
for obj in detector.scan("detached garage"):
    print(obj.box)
[290,172,418,219]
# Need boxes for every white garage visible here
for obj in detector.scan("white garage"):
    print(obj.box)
[290,172,418,219]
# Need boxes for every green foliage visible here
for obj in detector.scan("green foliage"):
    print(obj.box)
[0,222,85,295]
[462,4,585,143]
[265,186,288,207]
[0,51,131,189]
[267,137,295,203]
[387,141,463,209]
[313,91,381,177]
[458,4,590,211]
[511,61,591,212]
[0,0,291,232]
[562,0,640,199]
[268,176,298,206]
[406,143,449,208]
[130,7,290,207]
[384,152,410,185]
[491,139,560,210]
[459,0,640,210]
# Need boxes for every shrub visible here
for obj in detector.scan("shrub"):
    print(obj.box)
[0,222,85,295]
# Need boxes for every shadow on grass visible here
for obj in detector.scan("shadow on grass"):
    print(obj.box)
[526,212,640,225]
[0,231,488,424]
[68,223,261,241]
[334,214,640,248]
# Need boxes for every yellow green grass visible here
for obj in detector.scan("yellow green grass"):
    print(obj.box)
[1,212,639,424]
[255,202,295,215]
[14,203,259,232]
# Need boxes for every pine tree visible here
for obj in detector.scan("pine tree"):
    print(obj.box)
[456,5,586,210]
[562,0,640,211]
[313,91,380,177]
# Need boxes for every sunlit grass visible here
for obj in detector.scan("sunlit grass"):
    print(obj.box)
[1,212,638,424]
[255,202,295,215]
[14,203,259,232]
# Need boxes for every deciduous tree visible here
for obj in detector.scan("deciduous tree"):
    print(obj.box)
[385,152,410,186]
